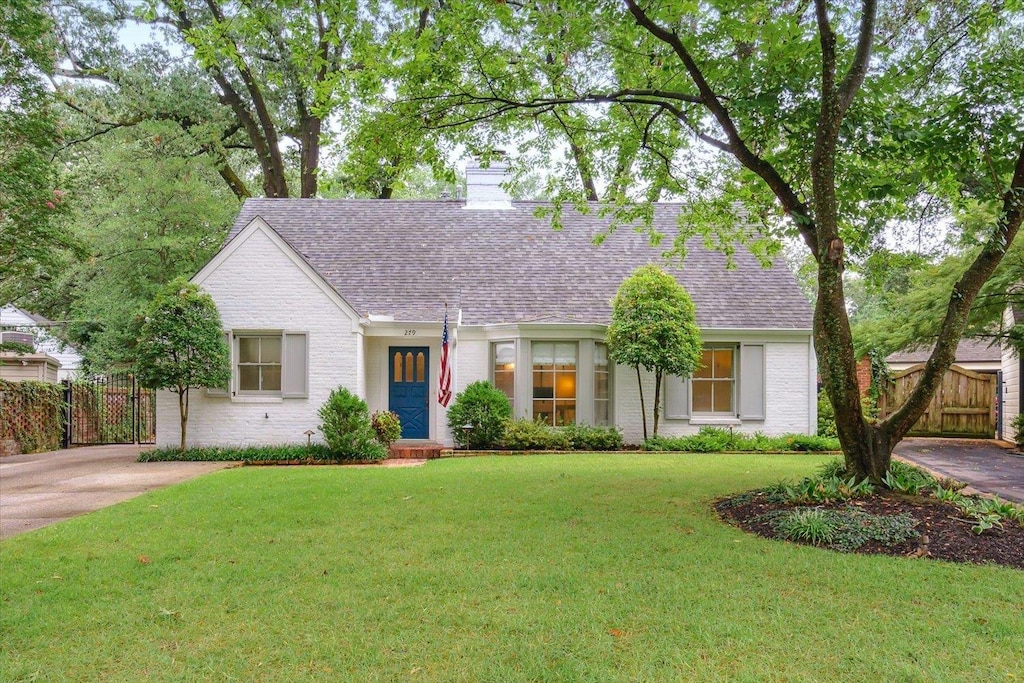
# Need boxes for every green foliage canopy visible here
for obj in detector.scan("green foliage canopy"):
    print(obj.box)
[50,118,238,371]
[0,0,80,304]
[387,0,1024,480]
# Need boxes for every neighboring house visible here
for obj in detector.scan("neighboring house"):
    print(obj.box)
[886,338,1002,375]
[0,305,82,381]
[155,163,817,449]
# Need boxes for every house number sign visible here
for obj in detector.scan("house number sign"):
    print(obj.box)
[404,330,417,336]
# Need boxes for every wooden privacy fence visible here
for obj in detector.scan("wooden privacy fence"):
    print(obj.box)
[877,364,996,438]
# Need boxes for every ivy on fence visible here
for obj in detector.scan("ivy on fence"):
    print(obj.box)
[0,379,65,455]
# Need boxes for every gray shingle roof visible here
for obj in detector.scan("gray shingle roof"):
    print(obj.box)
[886,338,1001,364]
[230,199,813,329]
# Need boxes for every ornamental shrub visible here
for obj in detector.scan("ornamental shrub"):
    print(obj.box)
[447,381,512,448]
[318,387,388,461]
[561,423,624,451]
[500,418,572,451]
[371,410,402,447]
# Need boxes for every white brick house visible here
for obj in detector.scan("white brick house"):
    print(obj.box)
[156,164,817,448]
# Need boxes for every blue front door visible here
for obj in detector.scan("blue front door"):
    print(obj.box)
[389,347,430,439]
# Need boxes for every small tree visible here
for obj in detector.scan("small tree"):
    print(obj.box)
[607,265,702,440]
[135,279,230,451]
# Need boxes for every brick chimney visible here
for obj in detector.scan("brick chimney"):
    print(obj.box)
[464,156,513,210]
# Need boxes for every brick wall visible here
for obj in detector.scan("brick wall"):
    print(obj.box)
[156,224,362,448]
[856,356,872,397]
[614,340,814,445]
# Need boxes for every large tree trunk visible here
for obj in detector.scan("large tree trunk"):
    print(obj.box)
[816,142,1024,481]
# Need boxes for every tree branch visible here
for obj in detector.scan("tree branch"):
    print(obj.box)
[623,0,817,254]
[838,0,877,115]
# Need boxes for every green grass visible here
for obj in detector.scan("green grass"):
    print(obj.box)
[2,454,1022,681]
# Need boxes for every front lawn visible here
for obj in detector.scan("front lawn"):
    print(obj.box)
[2,454,1021,681]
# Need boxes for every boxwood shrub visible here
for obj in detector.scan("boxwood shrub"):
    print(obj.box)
[319,387,388,461]
[446,381,512,448]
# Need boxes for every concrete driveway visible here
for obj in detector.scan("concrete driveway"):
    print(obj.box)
[894,438,1024,503]
[0,445,233,540]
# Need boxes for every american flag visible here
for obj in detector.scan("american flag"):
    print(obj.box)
[438,309,453,407]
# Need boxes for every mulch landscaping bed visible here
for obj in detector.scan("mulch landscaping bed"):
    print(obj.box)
[716,491,1024,570]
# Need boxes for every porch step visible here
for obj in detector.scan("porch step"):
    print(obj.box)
[389,444,443,460]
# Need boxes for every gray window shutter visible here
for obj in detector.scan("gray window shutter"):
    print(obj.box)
[739,344,765,420]
[281,331,308,398]
[207,331,231,397]
[664,375,690,419]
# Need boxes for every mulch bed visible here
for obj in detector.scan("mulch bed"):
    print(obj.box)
[716,490,1024,570]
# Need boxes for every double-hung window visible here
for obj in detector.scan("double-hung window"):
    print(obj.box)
[532,342,576,426]
[691,346,736,415]
[224,331,308,398]
[237,335,282,392]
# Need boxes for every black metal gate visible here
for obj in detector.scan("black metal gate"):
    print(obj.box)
[63,372,156,447]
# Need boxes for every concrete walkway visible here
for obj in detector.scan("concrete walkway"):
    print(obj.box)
[0,445,232,540]
[893,438,1024,503]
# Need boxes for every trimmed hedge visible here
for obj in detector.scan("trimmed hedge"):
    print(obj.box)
[644,427,839,453]
[139,444,348,463]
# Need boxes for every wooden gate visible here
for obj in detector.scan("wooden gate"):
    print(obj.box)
[878,364,996,438]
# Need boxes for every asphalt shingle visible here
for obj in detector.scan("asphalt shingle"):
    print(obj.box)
[230,199,814,329]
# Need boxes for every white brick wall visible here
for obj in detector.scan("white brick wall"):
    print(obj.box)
[156,224,362,448]
[1002,308,1019,440]
[614,340,814,445]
